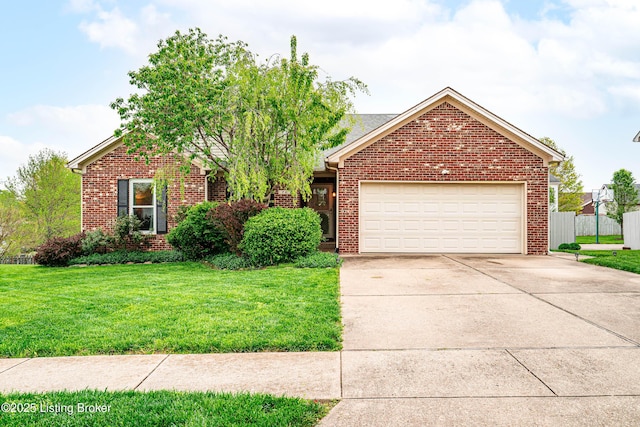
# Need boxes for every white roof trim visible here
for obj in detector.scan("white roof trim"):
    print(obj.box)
[67,131,208,175]
[326,87,564,167]
[67,133,124,174]
[634,131,640,142]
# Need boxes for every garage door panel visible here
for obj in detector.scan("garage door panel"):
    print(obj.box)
[385,220,401,231]
[404,220,420,231]
[360,183,522,253]
[499,220,519,232]
[422,220,440,232]
[363,219,381,231]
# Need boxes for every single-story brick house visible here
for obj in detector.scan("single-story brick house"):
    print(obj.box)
[68,87,563,254]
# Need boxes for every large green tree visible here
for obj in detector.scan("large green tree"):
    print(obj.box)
[111,28,367,203]
[5,149,81,248]
[607,168,639,235]
[0,190,25,257]
[539,137,584,213]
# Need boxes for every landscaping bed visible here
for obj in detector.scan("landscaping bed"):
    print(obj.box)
[0,263,341,357]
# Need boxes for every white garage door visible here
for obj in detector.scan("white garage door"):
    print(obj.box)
[360,182,523,253]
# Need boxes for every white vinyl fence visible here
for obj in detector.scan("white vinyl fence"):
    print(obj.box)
[623,211,640,249]
[549,212,575,250]
[575,215,621,236]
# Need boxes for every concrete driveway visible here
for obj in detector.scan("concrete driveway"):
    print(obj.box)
[320,254,640,426]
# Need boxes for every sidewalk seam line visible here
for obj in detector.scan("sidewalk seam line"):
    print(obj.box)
[505,349,557,396]
[444,255,640,347]
[0,358,32,375]
[133,354,170,391]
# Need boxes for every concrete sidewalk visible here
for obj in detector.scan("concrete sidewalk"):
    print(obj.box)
[0,352,340,399]
[579,243,624,250]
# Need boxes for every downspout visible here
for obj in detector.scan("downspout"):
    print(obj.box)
[70,167,84,232]
[326,161,340,253]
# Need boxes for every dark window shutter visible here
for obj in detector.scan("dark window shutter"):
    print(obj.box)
[156,185,168,234]
[117,179,129,217]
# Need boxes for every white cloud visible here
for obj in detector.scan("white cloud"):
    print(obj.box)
[0,136,50,186]
[73,2,173,55]
[3,104,121,181]
[79,7,138,54]
[8,104,119,137]
[66,0,99,13]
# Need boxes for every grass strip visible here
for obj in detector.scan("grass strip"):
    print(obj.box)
[0,390,330,427]
[575,235,624,244]
[578,250,640,274]
[555,249,640,275]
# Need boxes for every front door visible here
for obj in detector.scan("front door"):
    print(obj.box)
[308,183,335,239]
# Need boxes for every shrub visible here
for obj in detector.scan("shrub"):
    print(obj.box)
[113,215,150,251]
[241,207,322,266]
[206,252,254,270]
[69,250,185,265]
[558,242,581,250]
[209,199,266,255]
[34,233,85,267]
[295,251,343,268]
[166,201,226,260]
[81,229,114,255]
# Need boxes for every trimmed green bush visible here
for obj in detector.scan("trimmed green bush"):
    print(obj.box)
[112,214,150,251]
[69,250,184,265]
[209,199,266,255]
[206,252,254,270]
[81,229,114,255]
[34,233,85,267]
[166,201,226,259]
[558,242,581,250]
[295,251,342,268]
[241,207,322,266]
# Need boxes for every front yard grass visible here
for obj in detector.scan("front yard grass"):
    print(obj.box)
[0,263,341,357]
[556,249,640,274]
[578,250,640,274]
[0,390,330,427]
[575,235,624,244]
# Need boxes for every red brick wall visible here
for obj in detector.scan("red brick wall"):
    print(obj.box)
[273,189,301,208]
[207,175,227,202]
[338,102,549,255]
[82,145,207,250]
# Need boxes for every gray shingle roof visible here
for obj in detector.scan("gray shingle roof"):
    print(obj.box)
[323,114,398,157]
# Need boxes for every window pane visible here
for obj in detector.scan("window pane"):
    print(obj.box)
[133,182,153,206]
[133,207,154,231]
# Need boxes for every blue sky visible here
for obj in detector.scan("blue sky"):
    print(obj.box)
[1,0,639,192]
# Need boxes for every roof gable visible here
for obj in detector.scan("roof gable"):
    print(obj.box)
[67,134,124,174]
[67,132,207,175]
[326,87,564,167]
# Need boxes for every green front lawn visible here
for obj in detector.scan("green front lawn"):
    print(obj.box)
[0,390,329,427]
[576,235,624,244]
[576,250,640,274]
[0,263,341,357]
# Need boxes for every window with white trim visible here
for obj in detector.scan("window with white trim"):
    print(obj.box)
[130,179,156,232]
